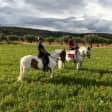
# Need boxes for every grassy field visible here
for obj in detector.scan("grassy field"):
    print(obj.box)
[0,44,112,112]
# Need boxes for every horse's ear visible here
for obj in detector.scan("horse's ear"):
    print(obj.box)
[88,47,91,50]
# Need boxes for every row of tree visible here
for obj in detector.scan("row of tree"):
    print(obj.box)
[0,33,112,45]
[0,26,112,45]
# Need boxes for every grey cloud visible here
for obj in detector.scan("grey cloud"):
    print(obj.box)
[0,0,112,33]
[16,16,112,33]
[26,0,85,9]
[98,0,112,7]
[25,0,86,16]
[81,17,112,33]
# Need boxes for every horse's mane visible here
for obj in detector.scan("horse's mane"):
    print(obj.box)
[50,49,62,58]
[50,49,62,54]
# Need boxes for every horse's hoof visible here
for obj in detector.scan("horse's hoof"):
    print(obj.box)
[17,77,23,81]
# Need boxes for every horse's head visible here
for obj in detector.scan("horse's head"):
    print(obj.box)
[59,49,66,63]
[79,46,91,58]
[87,47,91,58]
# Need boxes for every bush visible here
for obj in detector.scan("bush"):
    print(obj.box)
[84,34,112,44]
[6,35,19,41]
[45,37,55,44]
[23,34,35,43]
[0,33,5,41]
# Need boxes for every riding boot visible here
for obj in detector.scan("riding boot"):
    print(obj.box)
[44,55,49,71]
[42,57,46,71]
[42,55,49,71]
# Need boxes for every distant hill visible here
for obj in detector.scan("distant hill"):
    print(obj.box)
[0,26,112,39]
[0,26,74,37]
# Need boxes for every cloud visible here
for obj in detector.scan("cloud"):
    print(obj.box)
[0,0,112,33]
[98,0,112,7]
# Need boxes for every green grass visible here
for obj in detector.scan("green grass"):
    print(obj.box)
[0,44,112,112]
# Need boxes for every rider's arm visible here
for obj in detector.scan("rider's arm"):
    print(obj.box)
[39,45,49,55]
[40,47,47,53]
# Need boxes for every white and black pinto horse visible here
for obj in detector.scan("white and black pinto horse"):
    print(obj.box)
[58,46,91,70]
[18,49,66,81]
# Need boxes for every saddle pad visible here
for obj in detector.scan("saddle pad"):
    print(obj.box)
[67,53,74,58]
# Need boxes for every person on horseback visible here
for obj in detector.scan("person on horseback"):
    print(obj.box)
[37,36,50,71]
[67,36,79,61]
[67,36,79,50]
[67,36,75,50]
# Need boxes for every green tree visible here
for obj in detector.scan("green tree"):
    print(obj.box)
[45,37,54,45]
[6,35,18,41]
[84,34,99,47]
[23,34,35,43]
[0,33,4,41]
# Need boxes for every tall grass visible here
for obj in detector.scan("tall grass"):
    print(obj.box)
[0,44,112,112]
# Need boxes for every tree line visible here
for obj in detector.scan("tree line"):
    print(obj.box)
[0,26,112,45]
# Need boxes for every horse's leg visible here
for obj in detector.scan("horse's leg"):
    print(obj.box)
[18,64,23,81]
[62,62,65,68]
[22,66,27,80]
[18,64,27,81]
[50,67,54,79]
[80,61,83,67]
[58,59,63,69]
[76,62,80,71]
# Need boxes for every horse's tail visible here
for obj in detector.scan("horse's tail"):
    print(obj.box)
[20,63,23,76]
[18,60,23,81]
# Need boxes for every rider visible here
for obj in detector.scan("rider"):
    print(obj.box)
[67,36,79,59]
[37,36,50,71]
[67,36,79,50]
[67,36,75,50]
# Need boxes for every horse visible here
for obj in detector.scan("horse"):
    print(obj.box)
[18,49,66,81]
[58,46,91,70]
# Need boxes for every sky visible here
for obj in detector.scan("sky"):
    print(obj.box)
[0,0,112,33]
